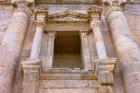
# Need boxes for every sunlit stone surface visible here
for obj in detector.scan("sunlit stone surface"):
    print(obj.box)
[0,0,140,93]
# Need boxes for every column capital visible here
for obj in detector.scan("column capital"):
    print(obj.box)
[80,30,90,37]
[88,7,102,20]
[47,31,57,38]
[103,0,126,18]
[11,0,33,15]
[35,9,48,26]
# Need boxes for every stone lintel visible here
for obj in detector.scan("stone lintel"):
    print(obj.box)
[95,58,117,85]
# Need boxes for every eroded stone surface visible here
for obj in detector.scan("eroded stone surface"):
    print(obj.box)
[0,1,140,93]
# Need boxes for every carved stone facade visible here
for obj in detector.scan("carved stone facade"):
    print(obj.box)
[0,0,140,93]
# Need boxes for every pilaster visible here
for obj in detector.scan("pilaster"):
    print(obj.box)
[21,8,48,93]
[30,9,48,59]
[22,59,41,93]
[80,31,92,71]
[43,31,56,69]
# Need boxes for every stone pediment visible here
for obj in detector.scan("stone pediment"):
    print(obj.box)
[48,11,88,22]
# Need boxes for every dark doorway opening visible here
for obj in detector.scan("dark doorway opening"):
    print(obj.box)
[53,31,82,69]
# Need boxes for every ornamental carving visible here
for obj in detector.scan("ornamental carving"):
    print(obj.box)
[48,11,88,22]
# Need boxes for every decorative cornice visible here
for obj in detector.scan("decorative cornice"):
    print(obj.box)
[49,11,87,19]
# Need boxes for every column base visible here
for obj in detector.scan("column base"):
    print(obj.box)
[95,58,117,85]
[21,58,41,93]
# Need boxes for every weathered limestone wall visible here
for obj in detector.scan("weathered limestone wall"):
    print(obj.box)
[0,5,13,43]
[0,2,140,93]
[124,3,140,47]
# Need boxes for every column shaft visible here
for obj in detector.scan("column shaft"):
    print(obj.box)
[30,21,44,58]
[108,11,140,93]
[43,32,55,69]
[91,20,107,59]
[80,32,92,70]
[0,11,29,93]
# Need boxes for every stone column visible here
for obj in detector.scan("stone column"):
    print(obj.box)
[21,10,47,93]
[106,0,140,93]
[90,13,108,59]
[43,31,56,69]
[0,1,31,93]
[89,7,116,84]
[80,31,92,71]
[88,7,117,93]
[30,12,47,59]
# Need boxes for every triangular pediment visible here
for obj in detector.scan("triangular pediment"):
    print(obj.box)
[48,11,88,22]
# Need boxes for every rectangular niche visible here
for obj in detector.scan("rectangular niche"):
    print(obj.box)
[53,31,83,69]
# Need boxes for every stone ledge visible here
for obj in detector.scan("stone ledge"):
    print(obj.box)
[40,68,96,80]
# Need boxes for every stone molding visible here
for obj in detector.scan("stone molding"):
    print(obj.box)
[95,58,117,85]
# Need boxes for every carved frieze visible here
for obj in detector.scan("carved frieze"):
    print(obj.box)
[48,11,88,22]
